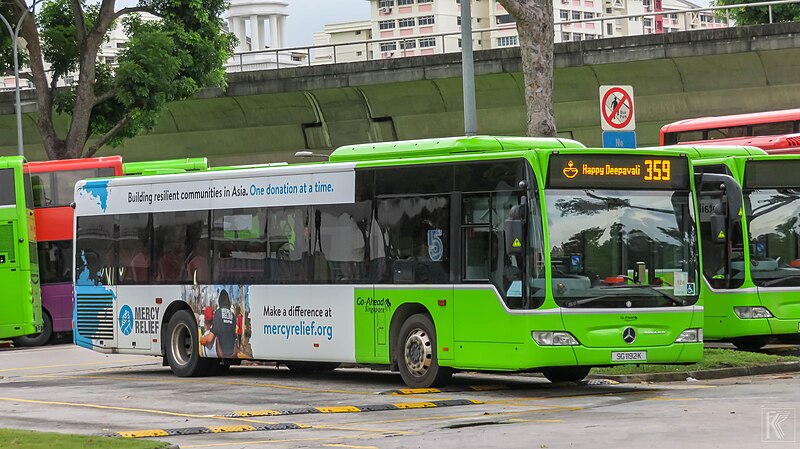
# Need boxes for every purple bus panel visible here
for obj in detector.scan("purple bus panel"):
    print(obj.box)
[41,283,74,333]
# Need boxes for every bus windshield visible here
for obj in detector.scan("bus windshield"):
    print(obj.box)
[546,189,699,308]
[746,188,800,287]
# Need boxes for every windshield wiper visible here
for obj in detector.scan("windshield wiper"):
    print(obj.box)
[568,286,688,307]
[760,275,800,287]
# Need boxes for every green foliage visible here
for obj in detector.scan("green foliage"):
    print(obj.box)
[712,0,800,25]
[0,5,30,74]
[4,0,235,157]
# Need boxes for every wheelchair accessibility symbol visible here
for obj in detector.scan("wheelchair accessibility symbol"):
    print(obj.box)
[686,283,696,295]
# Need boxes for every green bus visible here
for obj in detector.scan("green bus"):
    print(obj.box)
[690,148,800,349]
[122,158,210,176]
[73,137,709,387]
[0,156,42,340]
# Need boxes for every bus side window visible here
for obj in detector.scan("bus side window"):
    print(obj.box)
[211,208,267,285]
[118,214,151,284]
[153,211,209,284]
[75,215,116,286]
[0,169,15,206]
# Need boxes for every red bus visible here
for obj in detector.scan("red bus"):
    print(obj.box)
[660,109,800,151]
[14,157,123,346]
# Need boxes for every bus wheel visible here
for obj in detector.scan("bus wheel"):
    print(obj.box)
[397,314,452,388]
[13,313,53,347]
[166,310,213,377]
[541,367,591,383]
[286,362,341,373]
[732,336,770,352]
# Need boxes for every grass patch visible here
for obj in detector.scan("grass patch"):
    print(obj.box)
[0,429,170,449]
[593,348,800,375]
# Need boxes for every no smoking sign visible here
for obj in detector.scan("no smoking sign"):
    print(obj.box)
[599,85,635,131]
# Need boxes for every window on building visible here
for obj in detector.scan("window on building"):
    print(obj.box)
[644,18,653,27]
[574,33,582,41]
[496,14,514,24]
[380,42,398,52]
[496,35,518,47]
[116,42,126,49]
[562,32,570,41]
[457,38,462,48]
[585,33,595,39]
[378,0,395,8]
[607,23,613,34]
[418,15,435,25]
[584,11,594,19]
[572,10,581,19]
[560,10,569,20]
[379,20,396,29]
[419,37,436,47]
[400,39,417,49]
[398,17,415,27]
[418,0,433,3]
[398,0,414,4]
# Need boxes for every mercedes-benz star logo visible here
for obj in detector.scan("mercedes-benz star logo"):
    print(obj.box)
[622,327,636,344]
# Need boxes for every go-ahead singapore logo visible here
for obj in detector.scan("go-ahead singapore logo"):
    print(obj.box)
[563,160,579,179]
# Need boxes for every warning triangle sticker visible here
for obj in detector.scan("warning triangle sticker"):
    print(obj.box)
[738,207,743,216]
[513,238,522,248]
[718,230,726,239]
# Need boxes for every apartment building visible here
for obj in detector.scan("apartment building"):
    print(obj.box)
[313,21,374,64]
[310,0,731,64]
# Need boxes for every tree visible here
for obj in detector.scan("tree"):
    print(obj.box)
[712,0,800,25]
[496,0,556,137]
[1,0,234,160]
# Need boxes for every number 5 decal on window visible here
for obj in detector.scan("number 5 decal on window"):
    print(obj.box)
[428,229,444,262]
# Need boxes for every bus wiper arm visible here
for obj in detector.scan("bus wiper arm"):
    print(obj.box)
[599,284,687,306]
[564,294,620,307]
[761,274,800,287]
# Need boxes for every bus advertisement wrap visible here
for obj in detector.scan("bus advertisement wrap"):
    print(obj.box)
[76,168,356,215]
[250,285,355,363]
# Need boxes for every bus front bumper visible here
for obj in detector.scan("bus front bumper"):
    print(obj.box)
[571,342,704,366]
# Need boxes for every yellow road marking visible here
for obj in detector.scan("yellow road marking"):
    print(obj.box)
[0,397,281,425]
[117,429,170,438]
[0,358,149,373]
[324,444,379,449]
[208,425,258,433]
[394,388,441,395]
[317,406,362,413]
[230,409,281,417]
[393,402,436,409]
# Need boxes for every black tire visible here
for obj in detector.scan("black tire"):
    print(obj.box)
[541,366,591,383]
[732,336,770,352]
[285,362,341,373]
[397,314,452,388]
[13,312,53,347]
[165,310,214,377]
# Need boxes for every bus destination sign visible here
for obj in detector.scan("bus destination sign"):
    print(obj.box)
[548,154,690,189]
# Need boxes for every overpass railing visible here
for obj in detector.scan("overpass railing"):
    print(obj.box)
[225,0,800,73]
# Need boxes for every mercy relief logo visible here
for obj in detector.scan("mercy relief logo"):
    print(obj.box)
[762,407,796,442]
[119,305,134,336]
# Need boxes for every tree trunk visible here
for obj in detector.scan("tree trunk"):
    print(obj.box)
[499,0,557,137]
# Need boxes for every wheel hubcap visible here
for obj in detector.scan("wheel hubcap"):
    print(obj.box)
[170,322,192,367]
[404,328,432,377]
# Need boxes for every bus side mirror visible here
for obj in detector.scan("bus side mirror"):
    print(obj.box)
[700,173,742,222]
[710,214,727,243]
[505,219,525,255]
[505,198,527,255]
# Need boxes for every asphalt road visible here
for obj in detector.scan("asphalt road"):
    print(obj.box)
[0,344,798,448]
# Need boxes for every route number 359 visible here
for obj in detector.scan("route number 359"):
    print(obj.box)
[644,159,671,181]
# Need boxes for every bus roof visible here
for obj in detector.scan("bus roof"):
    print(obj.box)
[328,136,584,163]
[678,134,800,152]
[26,156,123,174]
[0,155,26,169]
[639,145,767,158]
[122,158,209,175]
[660,109,800,134]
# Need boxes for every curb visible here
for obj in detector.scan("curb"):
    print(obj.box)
[589,361,800,383]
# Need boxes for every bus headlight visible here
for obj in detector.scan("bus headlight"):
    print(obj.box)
[674,328,703,343]
[734,307,773,319]
[532,331,580,346]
